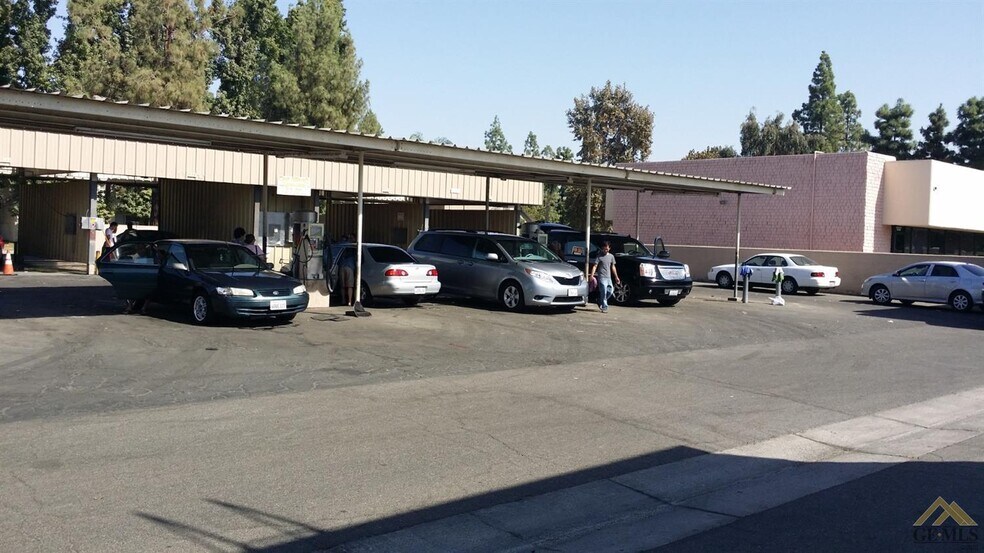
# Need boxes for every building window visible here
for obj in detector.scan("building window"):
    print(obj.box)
[892,226,984,256]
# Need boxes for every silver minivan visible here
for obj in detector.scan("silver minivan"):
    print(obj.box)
[408,230,588,311]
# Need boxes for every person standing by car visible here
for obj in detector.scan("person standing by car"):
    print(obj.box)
[243,234,265,260]
[232,227,246,245]
[590,241,620,313]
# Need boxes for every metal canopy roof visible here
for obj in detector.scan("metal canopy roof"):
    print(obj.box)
[0,87,786,196]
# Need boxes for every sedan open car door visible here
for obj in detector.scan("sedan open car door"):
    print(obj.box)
[95,242,161,300]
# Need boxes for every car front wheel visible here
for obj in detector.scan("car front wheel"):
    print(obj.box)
[715,271,734,289]
[611,281,633,305]
[949,291,973,313]
[870,285,892,306]
[781,277,798,295]
[191,292,214,325]
[499,281,524,311]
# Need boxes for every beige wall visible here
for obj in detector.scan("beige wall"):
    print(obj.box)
[0,127,542,205]
[668,244,984,295]
[884,160,984,232]
[19,179,90,262]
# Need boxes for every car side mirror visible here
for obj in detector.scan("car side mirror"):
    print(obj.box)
[486,253,499,261]
[172,262,189,271]
[656,250,670,259]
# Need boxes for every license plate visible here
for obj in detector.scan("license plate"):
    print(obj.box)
[414,286,427,295]
[667,289,680,296]
[270,299,287,311]
[567,288,578,297]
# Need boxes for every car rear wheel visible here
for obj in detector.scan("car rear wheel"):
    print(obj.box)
[949,291,973,313]
[359,282,373,307]
[611,281,633,305]
[715,271,734,289]
[499,281,524,312]
[191,292,213,325]
[870,285,892,305]
[781,277,798,295]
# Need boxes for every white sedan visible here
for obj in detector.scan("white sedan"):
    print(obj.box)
[708,253,841,295]
[860,261,984,313]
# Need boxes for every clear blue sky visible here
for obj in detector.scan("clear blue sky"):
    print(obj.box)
[334,0,983,160]
[50,0,983,161]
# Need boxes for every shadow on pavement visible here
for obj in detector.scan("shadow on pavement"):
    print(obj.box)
[133,445,984,552]
[854,303,984,331]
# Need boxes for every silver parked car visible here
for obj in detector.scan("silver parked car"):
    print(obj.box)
[860,261,984,312]
[408,230,588,311]
[326,243,440,306]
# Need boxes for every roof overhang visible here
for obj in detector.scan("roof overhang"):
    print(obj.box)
[0,87,786,196]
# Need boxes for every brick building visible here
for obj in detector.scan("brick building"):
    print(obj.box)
[608,152,984,256]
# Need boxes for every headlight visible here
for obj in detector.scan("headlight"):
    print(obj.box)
[639,263,656,277]
[684,264,691,278]
[579,271,586,284]
[216,287,254,297]
[292,284,306,294]
[525,268,553,281]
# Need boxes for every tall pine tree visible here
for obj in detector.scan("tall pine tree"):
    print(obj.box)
[739,111,810,156]
[838,91,865,152]
[212,0,286,118]
[54,0,134,100]
[268,0,370,130]
[948,97,984,169]
[868,99,915,159]
[1,0,55,89]
[914,104,952,162]
[483,115,512,153]
[792,51,846,153]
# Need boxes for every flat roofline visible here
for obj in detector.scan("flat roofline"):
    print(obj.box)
[0,87,786,197]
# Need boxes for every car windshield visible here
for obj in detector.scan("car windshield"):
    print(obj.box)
[598,237,652,257]
[962,264,984,276]
[185,244,263,271]
[369,246,415,264]
[496,238,561,262]
[789,256,819,266]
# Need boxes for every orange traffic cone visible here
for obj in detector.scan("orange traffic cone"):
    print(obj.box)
[2,252,13,275]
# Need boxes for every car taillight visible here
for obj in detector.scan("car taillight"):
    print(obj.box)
[811,272,825,277]
[836,271,840,277]
[385,268,409,277]
[426,269,438,277]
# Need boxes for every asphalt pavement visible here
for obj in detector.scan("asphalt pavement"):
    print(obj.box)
[0,273,982,552]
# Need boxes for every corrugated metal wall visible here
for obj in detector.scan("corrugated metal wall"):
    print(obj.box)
[430,209,517,234]
[0,127,543,204]
[326,201,425,248]
[19,179,89,262]
[160,179,254,241]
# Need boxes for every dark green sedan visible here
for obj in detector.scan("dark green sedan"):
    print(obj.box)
[97,240,309,324]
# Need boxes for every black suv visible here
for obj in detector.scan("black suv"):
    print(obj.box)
[532,228,693,306]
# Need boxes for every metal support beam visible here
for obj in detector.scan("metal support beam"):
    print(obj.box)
[422,198,430,231]
[732,192,743,300]
[584,179,592,278]
[635,190,641,239]
[352,152,369,316]
[485,176,491,230]
[86,173,98,275]
[261,155,269,252]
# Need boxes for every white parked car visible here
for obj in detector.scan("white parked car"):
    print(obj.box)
[860,261,984,313]
[708,253,841,295]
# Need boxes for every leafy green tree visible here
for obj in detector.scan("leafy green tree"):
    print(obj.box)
[868,99,915,159]
[54,0,135,100]
[554,146,574,161]
[914,104,952,161]
[683,146,737,160]
[563,81,653,229]
[357,109,382,135]
[539,145,555,159]
[99,184,153,221]
[212,0,286,118]
[523,131,540,156]
[483,115,512,153]
[126,0,215,110]
[268,0,371,130]
[792,51,846,153]
[948,97,984,169]
[739,110,810,156]
[0,0,55,89]
[839,91,865,152]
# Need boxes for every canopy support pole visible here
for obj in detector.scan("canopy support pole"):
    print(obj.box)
[351,152,370,317]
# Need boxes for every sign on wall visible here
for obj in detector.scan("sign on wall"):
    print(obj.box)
[277,176,312,197]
